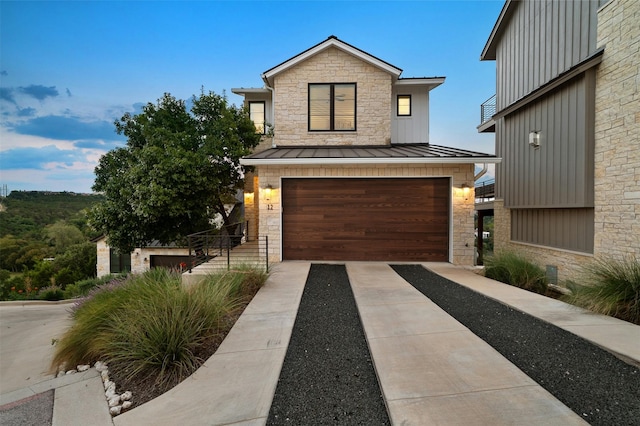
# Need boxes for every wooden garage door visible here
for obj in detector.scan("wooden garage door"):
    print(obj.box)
[282,178,449,261]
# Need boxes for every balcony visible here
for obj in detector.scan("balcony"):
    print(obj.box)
[477,94,496,133]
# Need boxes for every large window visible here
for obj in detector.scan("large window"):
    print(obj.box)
[109,249,131,274]
[397,95,411,116]
[309,83,356,131]
[249,101,265,134]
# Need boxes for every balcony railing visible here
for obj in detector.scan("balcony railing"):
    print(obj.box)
[480,94,496,124]
[475,179,495,202]
[186,221,269,272]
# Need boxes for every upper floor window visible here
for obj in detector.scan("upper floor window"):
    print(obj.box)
[397,95,411,116]
[309,83,356,131]
[249,101,265,134]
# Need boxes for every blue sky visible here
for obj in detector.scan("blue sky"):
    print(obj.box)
[0,0,502,193]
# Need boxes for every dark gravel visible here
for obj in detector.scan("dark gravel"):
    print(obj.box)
[267,264,390,425]
[392,264,640,426]
[0,390,54,426]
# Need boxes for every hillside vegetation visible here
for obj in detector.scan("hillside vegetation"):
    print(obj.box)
[0,191,103,239]
[0,191,104,299]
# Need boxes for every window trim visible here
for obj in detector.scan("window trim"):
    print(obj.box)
[308,83,357,132]
[397,94,412,117]
[248,101,266,134]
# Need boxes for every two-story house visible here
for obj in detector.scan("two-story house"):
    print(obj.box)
[234,36,499,266]
[478,0,639,282]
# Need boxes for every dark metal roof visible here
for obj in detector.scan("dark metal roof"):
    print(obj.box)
[241,143,500,165]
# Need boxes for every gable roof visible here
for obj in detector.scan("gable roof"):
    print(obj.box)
[261,36,403,87]
[240,144,500,166]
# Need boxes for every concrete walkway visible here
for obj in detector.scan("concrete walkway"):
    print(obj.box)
[114,262,310,426]
[0,302,113,426]
[347,263,587,425]
[2,262,639,425]
[426,262,640,367]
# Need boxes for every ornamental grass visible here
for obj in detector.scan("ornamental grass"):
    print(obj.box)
[51,267,267,388]
[484,250,548,294]
[564,256,640,325]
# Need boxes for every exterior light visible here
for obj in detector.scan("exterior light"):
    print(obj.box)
[461,184,470,200]
[529,131,541,148]
[264,184,273,200]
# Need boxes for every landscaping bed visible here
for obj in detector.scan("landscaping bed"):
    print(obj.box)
[51,268,267,410]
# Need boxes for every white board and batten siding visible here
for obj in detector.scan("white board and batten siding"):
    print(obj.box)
[391,88,430,144]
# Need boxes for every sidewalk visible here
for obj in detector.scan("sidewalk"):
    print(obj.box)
[0,303,113,426]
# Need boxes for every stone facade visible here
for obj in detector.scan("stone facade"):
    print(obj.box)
[96,238,110,277]
[96,236,189,278]
[593,0,640,260]
[250,163,476,266]
[493,200,592,283]
[273,47,392,147]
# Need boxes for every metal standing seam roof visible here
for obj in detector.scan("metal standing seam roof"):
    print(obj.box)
[240,144,500,165]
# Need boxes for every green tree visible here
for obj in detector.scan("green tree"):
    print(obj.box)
[53,242,97,283]
[90,91,260,253]
[45,221,85,254]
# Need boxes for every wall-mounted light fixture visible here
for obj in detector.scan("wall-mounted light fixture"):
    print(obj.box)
[264,184,273,200]
[529,131,541,148]
[461,183,470,201]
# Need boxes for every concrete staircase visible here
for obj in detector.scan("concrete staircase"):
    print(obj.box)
[181,240,266,286]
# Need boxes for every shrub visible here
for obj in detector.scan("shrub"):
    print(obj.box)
[51,267,267,389]
[484,250,548,294]
[39,285,64,301]
[564,256,640,325]
[63,274,125,299]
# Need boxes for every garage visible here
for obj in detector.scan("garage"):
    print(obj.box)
[282,177,450,261]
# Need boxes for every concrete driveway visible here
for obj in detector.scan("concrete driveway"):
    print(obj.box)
[0,303,72,395]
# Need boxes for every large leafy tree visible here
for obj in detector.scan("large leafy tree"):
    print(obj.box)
[90,92,260,253]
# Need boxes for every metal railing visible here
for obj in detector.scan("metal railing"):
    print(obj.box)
[475,179,495,202]
[187,222,270,272]
[480,94,496,123]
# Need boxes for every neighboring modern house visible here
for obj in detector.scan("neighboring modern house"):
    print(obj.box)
[234,36,499,265]
[95,200,244,277]
[478,0,639,281]
[95,236,190,277]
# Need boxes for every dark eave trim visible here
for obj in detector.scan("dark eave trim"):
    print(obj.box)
[481,0,517,61]
[493,49,604,120]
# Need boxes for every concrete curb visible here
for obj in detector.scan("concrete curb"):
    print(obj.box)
[0,300,76,307]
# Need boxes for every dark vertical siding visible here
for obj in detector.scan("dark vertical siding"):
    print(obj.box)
[496,0,604,110]
[511,208,594,253]
[496,73,595,209]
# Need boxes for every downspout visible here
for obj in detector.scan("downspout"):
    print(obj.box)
[474,163,488,181]
[261,74,276,148]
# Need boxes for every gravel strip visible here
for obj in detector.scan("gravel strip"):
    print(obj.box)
[267,264,390,425]
[392,264,640,426]
[0,390,54,426]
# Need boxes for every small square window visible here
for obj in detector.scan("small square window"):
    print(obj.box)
[249,101,266,134]
[397,95,411,116]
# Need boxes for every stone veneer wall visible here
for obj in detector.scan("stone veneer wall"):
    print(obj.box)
[593,0,640,260]
[273,47,392,146]
[492,199,593,282]
[96,238,189,277]
[96,238,110,277]
[255,163,476,266]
